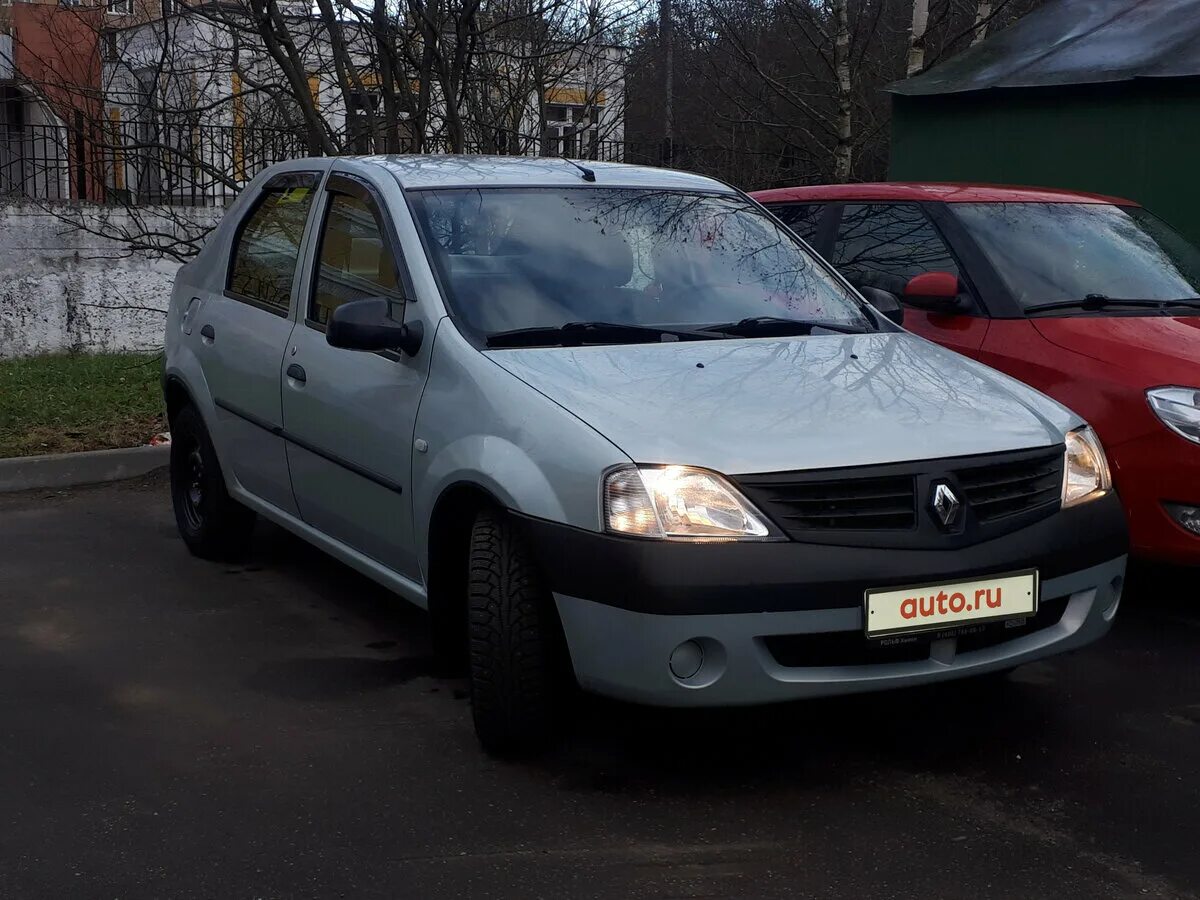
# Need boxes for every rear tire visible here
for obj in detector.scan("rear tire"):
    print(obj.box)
[467,507,569,756]
[169,404,256,560]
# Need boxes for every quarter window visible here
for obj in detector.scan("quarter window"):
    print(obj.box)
[227,182,315,313]
[309,192,403,326]
[833,203,959,295]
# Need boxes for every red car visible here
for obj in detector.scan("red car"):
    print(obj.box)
[752,183,1200,565]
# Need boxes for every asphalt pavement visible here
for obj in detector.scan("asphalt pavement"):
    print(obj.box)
[0,472,1197,899]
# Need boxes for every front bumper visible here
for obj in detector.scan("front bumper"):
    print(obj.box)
[1111,430,1200,565]
[553,557,1124,706]
[518,494,1128,707]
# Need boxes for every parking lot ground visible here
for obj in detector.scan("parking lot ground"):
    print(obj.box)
[0,473,1198,899]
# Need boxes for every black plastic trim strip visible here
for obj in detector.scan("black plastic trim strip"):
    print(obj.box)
[263,171,321,192]
[213,397,282,435]
[213,397,403,494]
[511,493,1128,616]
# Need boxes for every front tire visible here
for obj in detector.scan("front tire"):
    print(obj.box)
[467,507,570,756]
[169,404,256,560]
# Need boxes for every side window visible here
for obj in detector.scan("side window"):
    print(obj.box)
[833,204,959,295]
[309,190,404,326]
[771,203,824,245]
[227,181,315,313]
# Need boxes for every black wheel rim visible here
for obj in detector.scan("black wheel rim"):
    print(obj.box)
[180,443,205,531]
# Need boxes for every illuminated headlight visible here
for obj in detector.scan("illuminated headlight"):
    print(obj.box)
[1062,427,1112,509]
[1147,387,1200,444]
[603,465,779,540]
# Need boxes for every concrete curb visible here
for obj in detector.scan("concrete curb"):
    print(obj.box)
[0,444,170,493]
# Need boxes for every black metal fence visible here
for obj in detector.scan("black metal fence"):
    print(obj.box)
[0,120,810,207]
[0,121,310,205]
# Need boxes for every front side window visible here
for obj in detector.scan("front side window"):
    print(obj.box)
[953,202,1200,309]
[770,203,824,246]
[309,192,403,326]
[226,181,315,313]
[833,203,960,295]
[410,187,872,343]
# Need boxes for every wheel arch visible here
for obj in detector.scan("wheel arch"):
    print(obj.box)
[425,480,507,668]
[163,373,195,425]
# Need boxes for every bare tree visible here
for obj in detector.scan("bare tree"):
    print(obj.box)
[622,0,1044,187]
[907,0,929,76]
[832,0,854,181]
[0,0,641,268]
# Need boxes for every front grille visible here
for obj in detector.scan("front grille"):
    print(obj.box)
[764,631,932,667]
[743,474,916,531]
[734,445,1065,547]
[953,450,1063,523]
[763,596,1070,669]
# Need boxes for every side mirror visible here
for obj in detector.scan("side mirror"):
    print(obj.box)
[903,271,964,313]
[858,286,904,326]
[327,297,423,356]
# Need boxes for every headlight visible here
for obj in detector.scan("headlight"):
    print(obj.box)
[1147,387,1200,444]
[603,465,778,540]
[1062,427,1112,509]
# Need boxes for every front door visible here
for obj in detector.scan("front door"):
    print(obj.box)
[281,170,428,582]
[831,202,990,355]
[193,171,319,516]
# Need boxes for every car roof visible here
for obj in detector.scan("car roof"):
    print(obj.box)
[751,182,1137,206]
[335,155,737,193]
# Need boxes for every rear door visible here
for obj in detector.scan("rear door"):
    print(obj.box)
[193,171,319,515]
[281,168,429,582]
[830,202,990,355]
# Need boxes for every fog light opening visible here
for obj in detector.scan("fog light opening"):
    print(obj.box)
[669,640,704,680]
[1165,502,1200,537]
[667,637,727,688]
[1104,575,1124,622]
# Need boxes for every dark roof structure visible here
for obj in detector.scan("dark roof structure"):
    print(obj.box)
[889,0,1200,96]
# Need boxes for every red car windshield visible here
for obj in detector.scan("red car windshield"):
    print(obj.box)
[953,202,1200,310]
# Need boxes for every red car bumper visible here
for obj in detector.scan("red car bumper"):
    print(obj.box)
[1111,430,1200,565]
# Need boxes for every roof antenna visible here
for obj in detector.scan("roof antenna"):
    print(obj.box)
[563,158,597,182]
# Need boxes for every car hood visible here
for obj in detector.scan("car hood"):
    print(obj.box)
[485,333,1078,475]
[1032,315,1200,385]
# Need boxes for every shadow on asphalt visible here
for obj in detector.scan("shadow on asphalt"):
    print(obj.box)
[246,513,1197,789]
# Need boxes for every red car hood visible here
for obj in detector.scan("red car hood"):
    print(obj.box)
[1033,316,1200,385]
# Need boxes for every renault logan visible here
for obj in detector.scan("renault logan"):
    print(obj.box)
[163,158,1127,754]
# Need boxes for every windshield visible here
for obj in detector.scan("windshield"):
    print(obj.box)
[953,202,1200,310]
[410,187,873,343]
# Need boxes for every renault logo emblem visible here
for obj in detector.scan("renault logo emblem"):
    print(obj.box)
[930,482,962,529]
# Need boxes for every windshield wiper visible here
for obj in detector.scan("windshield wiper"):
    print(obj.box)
[1025,294,1200,314]
[701,316,870,338]
[485,321,726,348]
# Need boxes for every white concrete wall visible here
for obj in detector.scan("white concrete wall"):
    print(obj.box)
[0,203,222,358]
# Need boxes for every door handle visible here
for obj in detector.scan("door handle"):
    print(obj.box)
[182,297,202,335]
[200,324,215,341]
[286,363,307,384]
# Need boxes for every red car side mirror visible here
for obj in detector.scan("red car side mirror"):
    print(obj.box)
[904,271,964,313]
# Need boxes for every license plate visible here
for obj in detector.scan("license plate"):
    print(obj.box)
[864,569,1039,638]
